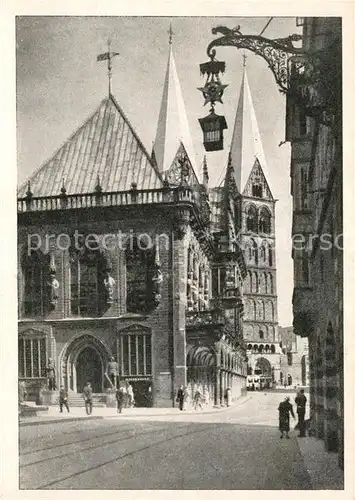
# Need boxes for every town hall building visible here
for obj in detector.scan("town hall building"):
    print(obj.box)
[17,32,280,407]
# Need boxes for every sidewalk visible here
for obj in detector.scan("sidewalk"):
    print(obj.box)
[19,396,251,427]
[296,436,344,489]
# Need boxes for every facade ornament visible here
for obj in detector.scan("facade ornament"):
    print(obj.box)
[174,207,190,239]
[151,242,163,307]
[103,271,115,304]
[47,254,59,309]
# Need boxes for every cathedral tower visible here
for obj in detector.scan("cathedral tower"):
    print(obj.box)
[230,63,280,386]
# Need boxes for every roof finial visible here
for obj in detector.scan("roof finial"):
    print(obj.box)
[168,24,174,45]
[97,39,120,96]
[242,52,247,68]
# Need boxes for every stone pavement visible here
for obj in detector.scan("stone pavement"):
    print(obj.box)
[19,398,250,426]
[296,435,344,489]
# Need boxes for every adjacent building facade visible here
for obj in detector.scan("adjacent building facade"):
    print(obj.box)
[279,326,309,388]
[18,37,248,408]
[286,17,343,466]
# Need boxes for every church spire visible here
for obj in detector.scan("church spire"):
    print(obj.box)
[229,62,269,193]
[153,26,197,174]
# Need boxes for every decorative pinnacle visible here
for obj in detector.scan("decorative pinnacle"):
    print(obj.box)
[168,24,174,45]
[242,53,247,67]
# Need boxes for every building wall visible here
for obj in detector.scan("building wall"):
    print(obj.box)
[288,17,343,467]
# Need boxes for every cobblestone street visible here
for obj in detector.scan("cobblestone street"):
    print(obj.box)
[19,392,343,490]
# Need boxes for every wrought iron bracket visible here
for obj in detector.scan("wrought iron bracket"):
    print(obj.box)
[205,26,341,127]
[206,26,305,94]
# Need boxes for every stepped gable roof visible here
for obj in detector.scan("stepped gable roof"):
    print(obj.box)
[18,94,163,198]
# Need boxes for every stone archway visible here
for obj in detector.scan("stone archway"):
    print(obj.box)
[60,333,113,392]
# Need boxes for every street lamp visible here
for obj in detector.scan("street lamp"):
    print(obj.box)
[198,54,228,151]
[198,23,341,149]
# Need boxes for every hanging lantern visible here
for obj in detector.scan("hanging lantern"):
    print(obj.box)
[198,54,228,151]
[199,110,227,151]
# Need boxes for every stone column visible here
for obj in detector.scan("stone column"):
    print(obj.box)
[172,212,189,399]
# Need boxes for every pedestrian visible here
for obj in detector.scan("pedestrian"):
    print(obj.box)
[116,386,124,414]
[226,387,232,407]
[127,383,135,407]
[278,396,295,439]
[176,384,185,411]
[193,389,203,410]
[59,385,70,413]
[203,387,210,407]
[83,382,93,415]
[295,389,307,437]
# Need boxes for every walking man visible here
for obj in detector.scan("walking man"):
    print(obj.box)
[59,385,70,413]
[83,382,93,415]
[116,386,124,414]
[176,385,185,411]
[193,388,203,410]
[295,389,307,437]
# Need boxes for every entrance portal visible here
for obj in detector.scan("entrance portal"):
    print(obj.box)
[76,346,103,393]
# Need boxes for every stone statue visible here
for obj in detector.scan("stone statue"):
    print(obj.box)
[106,357,119,388]
[46,358,56,390]
[47,272,59,308]
[151,264,163,307]
[104,272,115,304]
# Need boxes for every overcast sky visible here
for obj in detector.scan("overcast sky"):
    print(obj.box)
[16,16,300,326]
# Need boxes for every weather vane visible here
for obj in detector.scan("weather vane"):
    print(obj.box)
[97,40,120,95]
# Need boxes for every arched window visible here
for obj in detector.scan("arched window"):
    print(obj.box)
[271,345,276,354]
[250,240,258,265]
[22,250,50,316]
[259,329,264,340]
[246,206,258,232]
[269,248,273,267]
[269,274,274,294]
[259,208,271,234]
[126,239,155,314]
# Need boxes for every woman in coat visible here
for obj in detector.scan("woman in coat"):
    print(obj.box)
[278,396,295,438]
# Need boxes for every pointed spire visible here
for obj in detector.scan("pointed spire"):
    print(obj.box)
[153,27,197,175]
[202,156,209,188]
[229,63,269,193]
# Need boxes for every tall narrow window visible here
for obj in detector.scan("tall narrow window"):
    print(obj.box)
[252,184,263,198]
[246,206,258,232]
[70,259,99,316]
[121,334,152,376]
[18,335,46,379]
[126,240,155,314]
[259,208,271,234]
[300,168,308,209]
[23,251,50,317]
